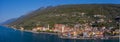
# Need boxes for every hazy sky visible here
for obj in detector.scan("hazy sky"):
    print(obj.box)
[0,0,120,23]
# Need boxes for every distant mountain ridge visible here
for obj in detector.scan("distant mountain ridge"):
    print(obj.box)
[0,18,17,25]
[7,4,120,29]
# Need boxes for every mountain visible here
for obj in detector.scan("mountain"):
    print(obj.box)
[7,4,120,30]
[0,18,17,26]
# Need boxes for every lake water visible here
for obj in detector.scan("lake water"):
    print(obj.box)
[0,26,119,42]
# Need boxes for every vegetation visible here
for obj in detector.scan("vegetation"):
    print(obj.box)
[7,4,120,30]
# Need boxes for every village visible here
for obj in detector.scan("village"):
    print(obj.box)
[15,13,120,39]
[19,22,119,39]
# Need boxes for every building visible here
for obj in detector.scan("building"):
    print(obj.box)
[54,24,66,32]
[95,31,104,38]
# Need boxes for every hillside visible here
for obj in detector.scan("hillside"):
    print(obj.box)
[7,4,120,30]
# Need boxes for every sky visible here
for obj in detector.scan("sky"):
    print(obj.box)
[0,0,120,23]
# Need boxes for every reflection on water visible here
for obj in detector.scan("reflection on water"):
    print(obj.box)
[0,26,119,42]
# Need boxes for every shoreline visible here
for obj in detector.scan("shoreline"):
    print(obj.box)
[58,36,119,40]
[20,29,120,40]
[5,26,120,40]
[12,28,59,35]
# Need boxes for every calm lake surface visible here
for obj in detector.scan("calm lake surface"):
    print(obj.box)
[0,26,119,42]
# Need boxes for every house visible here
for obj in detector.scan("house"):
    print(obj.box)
[54,24,66,32]
[20,27,24,30]
[83,32,89,37]
[95,31,104,38]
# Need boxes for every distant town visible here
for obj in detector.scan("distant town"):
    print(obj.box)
[10,14,120,39]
